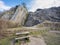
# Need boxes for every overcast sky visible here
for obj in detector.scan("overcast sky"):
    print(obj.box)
[0,0,60,12]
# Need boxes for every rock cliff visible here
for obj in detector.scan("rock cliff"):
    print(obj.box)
[25,7,60,26]
[0,5,28,26]
[11,5,28,26]
[0,5,60,27]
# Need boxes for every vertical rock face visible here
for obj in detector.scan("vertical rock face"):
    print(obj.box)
[11,5,28,26]
[0,5,28,26]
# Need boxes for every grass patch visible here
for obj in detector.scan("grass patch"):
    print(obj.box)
[0,38,10,45]
[42,32,60,45]
[30,30,48,36]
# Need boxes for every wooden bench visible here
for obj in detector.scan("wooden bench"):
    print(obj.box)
[11,32,30,45]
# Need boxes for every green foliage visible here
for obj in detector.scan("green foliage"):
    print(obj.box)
[0,38,10,45]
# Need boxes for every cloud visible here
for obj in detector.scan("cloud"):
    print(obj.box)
[0,1,11,11]
[29,0,60,12]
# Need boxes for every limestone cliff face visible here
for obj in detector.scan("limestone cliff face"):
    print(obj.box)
[0,5,28,26]
[10,5,28,26]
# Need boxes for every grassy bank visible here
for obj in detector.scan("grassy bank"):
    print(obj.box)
[42,32,60,45]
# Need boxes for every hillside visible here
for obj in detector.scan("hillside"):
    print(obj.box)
[0,5,60,27]
[25,7,60,26]
[0,6,60,27]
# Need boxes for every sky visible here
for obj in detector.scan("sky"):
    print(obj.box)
[0,0,60,12]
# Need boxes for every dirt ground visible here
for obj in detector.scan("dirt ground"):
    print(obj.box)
[20,36,46,45]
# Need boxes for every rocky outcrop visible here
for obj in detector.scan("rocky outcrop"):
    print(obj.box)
[0,5,28,26]
[24,7,60,27]
[11,5,28,26]
[24,12,43,26]
[0,5,60,27]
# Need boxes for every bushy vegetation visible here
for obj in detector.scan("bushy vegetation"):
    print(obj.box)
[0,19,21,39]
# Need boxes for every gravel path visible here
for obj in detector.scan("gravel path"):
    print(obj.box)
[20,36,46,45]
[26,36,46,45]
[49,31,60,33]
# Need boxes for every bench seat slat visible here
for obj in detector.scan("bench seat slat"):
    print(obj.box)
[16,32,30,35]
[15,36,30,40]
